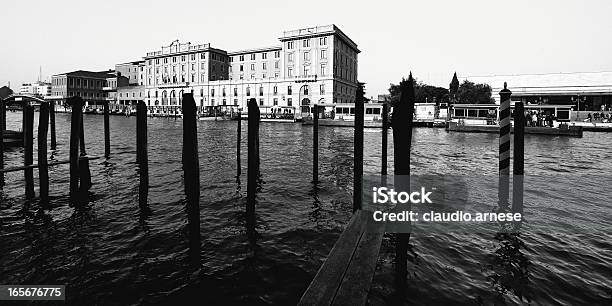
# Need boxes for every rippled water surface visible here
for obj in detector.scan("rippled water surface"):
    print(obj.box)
[1,112,611,305]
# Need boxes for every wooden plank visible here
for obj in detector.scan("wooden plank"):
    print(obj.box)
[332,211,385,305]
[298,210,368,306]
[0,155,103,173]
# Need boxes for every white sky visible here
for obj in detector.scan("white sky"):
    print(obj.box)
[1,0,611,96]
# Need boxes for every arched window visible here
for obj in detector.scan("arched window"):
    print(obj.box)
[162,90,167,98]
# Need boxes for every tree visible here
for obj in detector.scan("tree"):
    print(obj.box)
[449,72,459,101]
[456,80,495,104]
[388,77,449,106]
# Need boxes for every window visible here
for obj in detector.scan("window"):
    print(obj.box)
[173,57,177,63]
[191,54,195,60]
[274,51,280,58]
[262,74,266,79]
[200,53,205,59]
[274,61,279,69]
[240,75,244,80]
[262,53,267,59]
[259,99,264,106]
[262,62,267,70]
[251,54,256,60]
[259,86,263,96]
[321,64,326,76]
[223,99,227,106]
[191,74,195,82]
[304,86,309,95]
[287,41,294,49]
[303,39,310,47]
[250,74,255,80]
[303,66,310,76]
[181,55,185,61]
[273,98,278,106]
[211,89,215,97]
[288,53,294,62]
[234,99,238,105]
[304,52,310,61]
[240,65,244,72]
[287,98,292,106]
[320,84,325,94]
[164,58,168,64]
[201,74,205,82]
[233,88,238,96]
[288,67,293,77]
[320,50,327,59]
[288,86,292,95]
[274,72,279,78]
[250,63,255,70]
[320,37,327,45]
[273,86,278,95]
[246,87,250,96]
[239,55,244,61]
[191,63,195,70]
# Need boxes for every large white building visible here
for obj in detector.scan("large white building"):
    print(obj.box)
[118,25,359,117]
[20,81,52,97]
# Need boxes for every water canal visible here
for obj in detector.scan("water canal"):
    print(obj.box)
[1,112,610,304]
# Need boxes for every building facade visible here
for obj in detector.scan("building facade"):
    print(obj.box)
[116,61,145,86]
[466,71,612,111]
[50,70,126,107]
[20,81,52,97]
[140,24,359,116]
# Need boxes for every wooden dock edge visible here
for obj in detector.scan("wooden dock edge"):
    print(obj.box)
[298,210,385,306]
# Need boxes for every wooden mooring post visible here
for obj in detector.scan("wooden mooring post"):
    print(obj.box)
[137,101,149,188]
[38,102,50,206]
[0,100,4,186]
[50,101,57,150]
[69,97,83,200]
[24,104,35,200]
[78,111,92,194]
[353,84,365,212]
[313,104,319,183]
[104,101,110,158]
[182,93,200,249]
[247,98,260,230]
[236,111,241,177]
[513,101,524,216]
[499,82,512,209]
[392,74,415,284]
[381,103,389,176]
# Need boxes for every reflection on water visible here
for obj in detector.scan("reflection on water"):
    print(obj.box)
[1,112,611,304]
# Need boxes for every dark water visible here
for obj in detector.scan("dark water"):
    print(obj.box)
[1,112,611,305]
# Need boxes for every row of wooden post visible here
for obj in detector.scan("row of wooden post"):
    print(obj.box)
[0,96,114,205]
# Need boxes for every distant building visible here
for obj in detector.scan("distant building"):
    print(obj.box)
[466,71,612,111]
[20,81,52,97]
[135,24,359,117]
[50,70,120,106]
[116,61,145,85]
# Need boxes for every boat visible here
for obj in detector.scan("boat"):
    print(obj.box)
[301,102,387,127]
[446,104,583,137]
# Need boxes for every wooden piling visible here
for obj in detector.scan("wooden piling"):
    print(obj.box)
[104,101,110,158]
[38,102,50,206]
[181,93,200,248]
[499,82,512,209]
[236,111,241,177]
[50,101,56,150]
[137,101,149,187]
[353,84,365,212]
[0,100,4,186]
[247,98,260,228]
[381,103,389,176]
[69,97,83,199]
[78,110,91,193]
[513,101,524,216]
[24,104,35,199]
[313,104,319,183]
[391,74,416,284]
